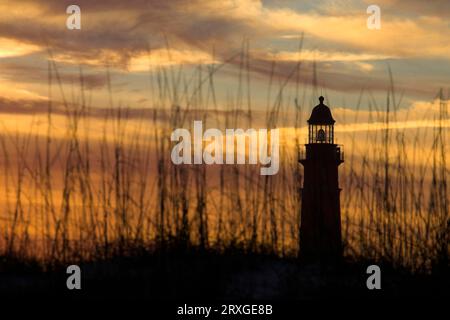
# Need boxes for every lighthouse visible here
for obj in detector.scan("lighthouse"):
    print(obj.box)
[299,96,344,262]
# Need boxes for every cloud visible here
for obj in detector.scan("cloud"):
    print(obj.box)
[1,0,449,63]
[0,0,447,106]
[0,78,47,101]
[264,50,394,63]
[52,48,218,71]
[0,59,110,90]
[0,38,40,58]
[0,96,49,115]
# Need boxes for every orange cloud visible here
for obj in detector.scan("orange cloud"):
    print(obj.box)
[0,38,41,58]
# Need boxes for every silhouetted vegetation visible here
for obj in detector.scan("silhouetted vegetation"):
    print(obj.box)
[0,44,448,286]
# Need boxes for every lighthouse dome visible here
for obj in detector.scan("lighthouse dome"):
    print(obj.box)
[307,96,335,125]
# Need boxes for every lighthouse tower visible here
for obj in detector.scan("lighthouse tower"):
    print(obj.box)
[299,96,344,262]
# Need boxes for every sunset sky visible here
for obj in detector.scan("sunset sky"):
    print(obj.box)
[0,0,449,119]
[0,1,448,266]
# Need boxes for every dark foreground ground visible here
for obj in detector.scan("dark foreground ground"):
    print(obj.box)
[0,246,448,301]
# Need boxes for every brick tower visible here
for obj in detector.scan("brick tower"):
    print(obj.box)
[299,96,344,262]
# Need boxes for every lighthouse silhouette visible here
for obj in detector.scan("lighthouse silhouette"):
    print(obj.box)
[299,96,344,262]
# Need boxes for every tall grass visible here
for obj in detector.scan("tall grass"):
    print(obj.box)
[0,47,448,273]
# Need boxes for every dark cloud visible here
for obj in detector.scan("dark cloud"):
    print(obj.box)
[0,0,260,65]
[0,0,446,102]
[0,97,49,114]
[0,60,109,89]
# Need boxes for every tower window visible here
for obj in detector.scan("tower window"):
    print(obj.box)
[317,129,326,142]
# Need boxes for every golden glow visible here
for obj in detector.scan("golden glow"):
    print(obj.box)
[0,37,40,58]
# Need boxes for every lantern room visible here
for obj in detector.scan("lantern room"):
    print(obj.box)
[307,96,335,144]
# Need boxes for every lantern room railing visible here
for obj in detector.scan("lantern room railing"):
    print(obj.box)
[298,144,344,162]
